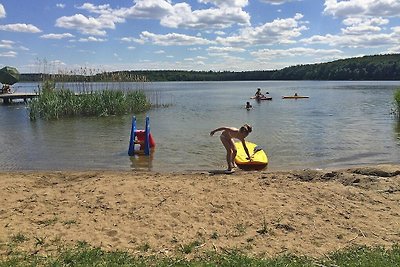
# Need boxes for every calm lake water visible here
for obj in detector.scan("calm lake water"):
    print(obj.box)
[1,81,399,172]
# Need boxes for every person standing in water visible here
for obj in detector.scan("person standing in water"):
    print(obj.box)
[210,124,252,173]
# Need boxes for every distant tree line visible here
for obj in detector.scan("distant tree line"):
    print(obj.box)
[271,53,400,80]
[20,54,400,82]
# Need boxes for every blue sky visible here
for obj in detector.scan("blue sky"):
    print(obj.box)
[0,0,400,73]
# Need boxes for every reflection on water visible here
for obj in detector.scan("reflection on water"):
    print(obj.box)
[0,81,399,172]
[129,150,155,171]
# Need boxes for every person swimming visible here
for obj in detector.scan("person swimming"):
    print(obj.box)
[245,101,252,110]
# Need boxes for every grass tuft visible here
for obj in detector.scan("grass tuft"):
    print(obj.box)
[10,233,28,244]
[180,240,202,254]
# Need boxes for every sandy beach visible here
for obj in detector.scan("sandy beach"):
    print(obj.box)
[0,164,399,258]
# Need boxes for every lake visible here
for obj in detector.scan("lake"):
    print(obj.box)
[0,81,399,172]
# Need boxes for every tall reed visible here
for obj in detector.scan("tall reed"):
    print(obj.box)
[28,89,151,120]
[28,62,153,120]
[394,89,400,118]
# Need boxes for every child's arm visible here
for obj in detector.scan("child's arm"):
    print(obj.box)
[210,127,234,136]
[241,139,252,160]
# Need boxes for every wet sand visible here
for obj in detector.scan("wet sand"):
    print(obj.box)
[0,164,399,258]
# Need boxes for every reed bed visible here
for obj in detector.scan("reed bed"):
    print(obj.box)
[28,89,151,120]
[27,63,155,120]
[34,61,149,93]
[394,89,400,118]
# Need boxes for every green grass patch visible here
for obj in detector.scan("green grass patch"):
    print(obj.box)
[0,244,399,267]
[321,245,400,267]
[28,89,151,120]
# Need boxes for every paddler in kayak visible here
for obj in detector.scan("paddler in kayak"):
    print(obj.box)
[255,88,265,100]
[210,124,252,173]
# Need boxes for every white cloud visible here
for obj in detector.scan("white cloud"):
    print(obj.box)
[260,0,301,5]
[56,13,124,36]
[183,57,206,66]
[217,13,307,46]
[0,23,41,33]
[121,36,146,44]
[118,0,250,30]
[392,26,400,35]
[77,3,110,13]
[56,3,66,9]
[207,46,246,52]
[301,16,399,48]
[251,47,343,60]
[0,4,5,18]
[198,0,248,8]
[387,45,400,53]
[155,50,165,54]
[341,17,389,35]
[138,31,214,46]
[324,0,400,17]
[40,33,75,39]
[49,60,66,66]
[0,40,14,49]
[301,32,397,48]
[118,0,173,19]
[196,56,208,60]
[127,46,136,50]
[0,40,29,52]
[342,17,388,26]
[160,3,250,29]
[54,0,248,39]
[78,36,107,42]
[0,51,17,57]
[121,37,134,42]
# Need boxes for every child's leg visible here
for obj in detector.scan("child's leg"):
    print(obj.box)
[220,135,233,170]
[231,147,237,168]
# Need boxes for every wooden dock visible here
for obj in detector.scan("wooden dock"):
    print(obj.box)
[0,92,38,104]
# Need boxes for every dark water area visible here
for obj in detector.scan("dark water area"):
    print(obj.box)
[0,81,399,172]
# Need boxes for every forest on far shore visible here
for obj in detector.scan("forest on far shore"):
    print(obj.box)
[21,53,400,82]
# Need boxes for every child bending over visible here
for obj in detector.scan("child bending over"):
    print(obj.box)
[210,124,252,173]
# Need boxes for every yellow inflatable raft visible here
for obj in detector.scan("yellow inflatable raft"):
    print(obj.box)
[234,141,268,171]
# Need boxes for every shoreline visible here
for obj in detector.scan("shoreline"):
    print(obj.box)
[3,160,400,174]
[0,164,399,258]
